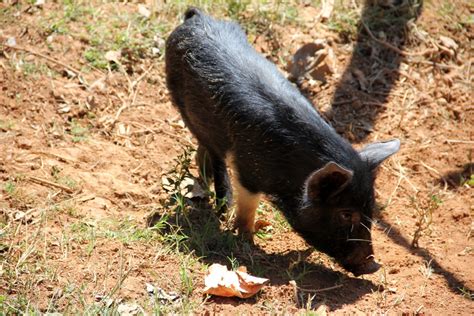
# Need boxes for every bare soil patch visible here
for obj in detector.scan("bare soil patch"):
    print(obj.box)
[0,0,472,314]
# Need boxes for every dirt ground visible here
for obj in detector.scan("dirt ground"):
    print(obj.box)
[0,0,473,314]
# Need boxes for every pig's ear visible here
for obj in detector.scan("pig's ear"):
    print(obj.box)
[305,162,353,201]
[359,139,400,170]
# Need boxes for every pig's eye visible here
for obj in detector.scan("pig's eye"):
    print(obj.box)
[339,211,352,222]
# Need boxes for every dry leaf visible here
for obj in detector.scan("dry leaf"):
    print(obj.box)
[203,263,269,298]
[288,40,337,83]
[254,219,272,232]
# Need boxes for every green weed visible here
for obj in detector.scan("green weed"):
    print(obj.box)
[410,194,441,248]
[68,120,89,142]
[464,174,474,187]
[4,181,16,195]
[0,120,15,131]
[83,48,109,70]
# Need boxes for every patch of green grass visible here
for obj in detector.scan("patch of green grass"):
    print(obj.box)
[465,174,474,187]
[328,3,359,41]
[79,0,301,70]
[4,181,16,195]
[0,294,41,315]
[458,287,474,300]
[102,219,160,244]
[58,176,78,190]
[0,120,15,131]
[2,177,35,209]
[52,201,80,218]
[68,119,89,142]
[439,1,455,16]
[14,59,53,78]
[83,48,109,70]
[227,254,241,270]
[44,1,95,35]
[69,218,162,249]
[50,166,79,192]
[82,9,167,69]
[179,256,194,297]
[285,255,317,282]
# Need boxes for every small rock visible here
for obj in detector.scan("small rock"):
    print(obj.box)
[151,47,161,56]
[34,0,45,7]
[14,211,26,221]
[105,50,121,63]
[154,35,166,49]
[57,104,71,114]
[388,287,397,293]
[320,0,334,22]
[458,247,472,256]
[17,138,33,149]
[63,69,76,78]
[89,77,107,91]
[117,303,141,316]
[138,4,151,18]
[117,123,130,136]
[6,37,16,47]
[146,283,180,302]
[437,98,448,106]
[315,304,329,315]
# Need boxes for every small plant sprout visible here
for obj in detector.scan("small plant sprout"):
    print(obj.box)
[410,194,441,248]
[419,259,434,280]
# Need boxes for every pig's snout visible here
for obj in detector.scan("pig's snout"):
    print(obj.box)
[344,256,381,276]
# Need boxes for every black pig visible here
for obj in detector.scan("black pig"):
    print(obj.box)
[165,8,400,276]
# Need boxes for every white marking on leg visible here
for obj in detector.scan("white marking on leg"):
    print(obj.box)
[226,154,261,234]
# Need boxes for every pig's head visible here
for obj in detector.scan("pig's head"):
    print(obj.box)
[293,139,400,276]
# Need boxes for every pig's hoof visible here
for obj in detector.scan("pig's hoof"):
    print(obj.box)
[233,223,255,244]
[238,230,255,244]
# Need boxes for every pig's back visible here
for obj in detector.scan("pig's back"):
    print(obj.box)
[165,10,360,195]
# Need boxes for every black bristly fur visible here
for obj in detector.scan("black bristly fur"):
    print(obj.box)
[165,8,399,275]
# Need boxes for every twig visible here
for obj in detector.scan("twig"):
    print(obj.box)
[416,60,462,70]
[132,64,154,89]
[290,280,343,293]
[446,139,474,144]
[104,65,153,129]
[4,44,82,75]
[27,176,75,194]
[418,160,441,176]
[384,162,403,207]
[332,97,358,106]
[361,21,437,57]
[160,129,195,147]
[31,151,79,164]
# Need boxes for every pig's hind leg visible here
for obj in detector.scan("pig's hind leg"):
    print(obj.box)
[233,178,261,241]
[226,155,261,241]
[196,145,233,215]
